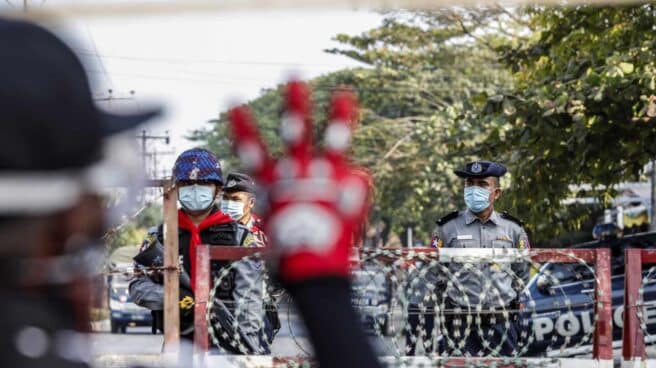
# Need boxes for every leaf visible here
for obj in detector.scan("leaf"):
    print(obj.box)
[572,112,586,123]
[647,101,656,118]
[542,108,555,117]
[502,99,517,116]
[472,92,489,106]
[619,62,634,74]
[606,65,623,78]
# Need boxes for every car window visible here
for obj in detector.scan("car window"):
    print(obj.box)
[546,263,594,285]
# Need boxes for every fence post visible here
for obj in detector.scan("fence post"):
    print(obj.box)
[593,248,613,361]
[163,179,180,352]
[623,248,646,362]
[194,245,210,355]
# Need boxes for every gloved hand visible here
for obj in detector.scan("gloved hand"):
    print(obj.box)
[179,287,195,335]
[228,81,371,284]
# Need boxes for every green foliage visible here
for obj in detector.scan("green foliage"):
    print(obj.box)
[104,222,147,254]
[484,5,656,243]
[104,204,163,253]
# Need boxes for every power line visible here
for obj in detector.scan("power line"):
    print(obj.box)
[138,130,172,180]
[73,49,348,69]
[84,26,114,89]
[84,69,505,96]
[84,69,271,85]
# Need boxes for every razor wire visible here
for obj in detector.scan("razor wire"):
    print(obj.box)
[206,252,279,356]
[201,248,606,367]
[635,265,656,350]
[355,248,602,364]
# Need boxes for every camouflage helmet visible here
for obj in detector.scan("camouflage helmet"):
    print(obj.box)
[172,148,224,184]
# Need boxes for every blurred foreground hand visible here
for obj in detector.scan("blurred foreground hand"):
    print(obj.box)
[228,81,370,284]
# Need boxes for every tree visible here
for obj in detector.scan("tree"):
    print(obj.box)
[103,204,163,252]
[483,5,656,243]
[191,8,523,242]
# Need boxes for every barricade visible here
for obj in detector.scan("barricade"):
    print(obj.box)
[622,248,656,368]
[192,246,612,367]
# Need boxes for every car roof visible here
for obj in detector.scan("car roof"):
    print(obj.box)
[570,231,656,252]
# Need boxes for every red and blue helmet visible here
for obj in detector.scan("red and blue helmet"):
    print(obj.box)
[172,148,224,184]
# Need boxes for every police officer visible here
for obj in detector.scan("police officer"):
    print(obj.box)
[221,172,268,248]
[431,160,530,357]
[129,148,275,355]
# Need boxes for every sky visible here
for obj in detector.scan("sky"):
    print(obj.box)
[24,6,384,177]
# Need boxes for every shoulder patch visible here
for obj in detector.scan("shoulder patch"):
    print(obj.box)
[501,211,524,227]
[436,211,459,226]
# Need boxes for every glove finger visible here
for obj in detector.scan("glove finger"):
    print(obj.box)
[324,89,358,162]
[281,80,313,161]
[228,105,273,182]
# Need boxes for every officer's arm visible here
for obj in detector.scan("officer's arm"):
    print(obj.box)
[511,228,531,293]
[429,224,448,290]
[129,229,167,310]
[129,276,164,310]
[232,260,266,350]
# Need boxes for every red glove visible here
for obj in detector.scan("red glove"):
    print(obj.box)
[228,81,371,284]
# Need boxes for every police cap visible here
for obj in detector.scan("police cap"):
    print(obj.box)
[224,172,256,194]
[454,160,507,179]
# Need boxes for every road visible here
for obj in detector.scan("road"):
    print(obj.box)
[91,306,315,367]
[90,305,407,367]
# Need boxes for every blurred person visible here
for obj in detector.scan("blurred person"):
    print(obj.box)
[430,160,530,357]
[129,148,277,355]
[0,18,158,368]
[221,172,268,247]
[228,81,382,368]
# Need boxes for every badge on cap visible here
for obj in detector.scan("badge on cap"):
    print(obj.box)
[471,162,482,174]
[227,180,237,188]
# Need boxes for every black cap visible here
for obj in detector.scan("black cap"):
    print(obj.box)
[0,18,160,172]
[224,172,256,193]
[454,160,507,178]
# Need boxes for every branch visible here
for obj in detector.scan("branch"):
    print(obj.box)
[445,10,496,52]
[492,4,536,31]
[377,131,413,166]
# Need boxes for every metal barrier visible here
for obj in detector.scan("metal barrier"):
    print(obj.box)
[358,247,613,365]
[622,248,656,367]
[193,245,263,355]
[191,246,612,367]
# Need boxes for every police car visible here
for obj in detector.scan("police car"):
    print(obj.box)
[351,262,396,336]
[108,265,153,334]
[520,232,656,356]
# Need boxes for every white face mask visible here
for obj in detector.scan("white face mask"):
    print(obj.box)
[220,199,245,221]
[179,184,215,212]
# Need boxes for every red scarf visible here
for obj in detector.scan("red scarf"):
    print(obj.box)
[177,209,233,291]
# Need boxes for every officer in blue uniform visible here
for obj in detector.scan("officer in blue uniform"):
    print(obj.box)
[431,160,530,357]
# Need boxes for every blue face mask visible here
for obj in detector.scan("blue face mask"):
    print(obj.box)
[220,199,245,221]
[179,184,215,212]
[464,186,491,213]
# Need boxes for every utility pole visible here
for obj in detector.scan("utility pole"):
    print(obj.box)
[138,130,171,180]
[144,148,175,180]
[651,160,656,231]
[137,130,171,204]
